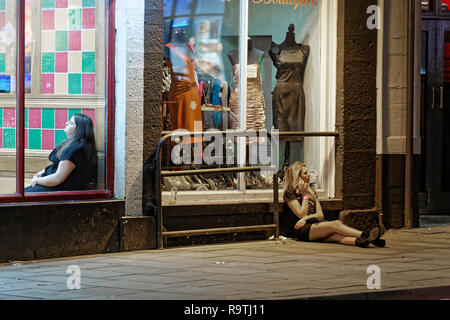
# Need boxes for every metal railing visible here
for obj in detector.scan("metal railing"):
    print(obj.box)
[154,130,339,249]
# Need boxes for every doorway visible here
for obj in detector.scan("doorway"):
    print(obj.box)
[419,1,450,218]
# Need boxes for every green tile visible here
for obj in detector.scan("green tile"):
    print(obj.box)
[3,128,15,149]
[68,74,81,94]
[41,52,55,73]
[82,52,95,73]
[0,53,5,74]
[25,108,28,129]
[42,0,54,9]
[28,129,41,150]
[55,129,67,146]
[69,9,81,30]
[68,109,82,121]
[0,0,5,11]
[42,108,55,129]
[82,0,96,8]
[55,31,68,52]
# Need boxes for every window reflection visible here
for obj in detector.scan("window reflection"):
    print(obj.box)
[422,1,430,11]
[162,0,238,192]
[175,0,195,16]
[164,0,173,17]
[195,0,225,14]
[443,0,450,11]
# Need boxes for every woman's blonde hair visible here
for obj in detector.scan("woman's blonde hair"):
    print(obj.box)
[282,161,317,201]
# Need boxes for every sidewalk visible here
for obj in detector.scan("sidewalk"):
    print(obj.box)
[0,225,449,300]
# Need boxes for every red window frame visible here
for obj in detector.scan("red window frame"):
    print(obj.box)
[0,0,116,203]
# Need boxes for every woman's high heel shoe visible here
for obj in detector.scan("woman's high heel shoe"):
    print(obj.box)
[355,227,379,248]
[371,239,386,247]
[371,225,386,247]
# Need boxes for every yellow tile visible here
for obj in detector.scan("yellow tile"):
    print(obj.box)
[68,51,82,73]
[54,73,68,94]
[82,29,95,51]
[41,30,55,52]
[55,9,68,30]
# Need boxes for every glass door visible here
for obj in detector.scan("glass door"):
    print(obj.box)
[420,19,450,213]
[433,20,450,211]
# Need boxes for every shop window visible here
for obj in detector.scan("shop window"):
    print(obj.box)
[0,0,114,201]
[443,0,450,11]
[161,0,336,201]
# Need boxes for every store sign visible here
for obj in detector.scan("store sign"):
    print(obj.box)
[252,0,319,9]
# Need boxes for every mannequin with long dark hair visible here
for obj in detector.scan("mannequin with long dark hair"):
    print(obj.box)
[26,113,98,192]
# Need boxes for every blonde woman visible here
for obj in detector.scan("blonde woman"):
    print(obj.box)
[281,162,385,247]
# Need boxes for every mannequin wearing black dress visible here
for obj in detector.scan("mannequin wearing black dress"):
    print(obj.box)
[269,24,310,170]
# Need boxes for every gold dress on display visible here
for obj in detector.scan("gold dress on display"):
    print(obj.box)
[229,63,266,142]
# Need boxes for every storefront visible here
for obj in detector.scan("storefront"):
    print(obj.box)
[0,0,123,263]
[153,0,369,247]
[1,0,425,261]
[159,0,337,203]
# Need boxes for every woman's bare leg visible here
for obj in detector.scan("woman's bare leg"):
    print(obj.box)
[323,233,356,246]
[333,220,364,238]
[309,221,363,241]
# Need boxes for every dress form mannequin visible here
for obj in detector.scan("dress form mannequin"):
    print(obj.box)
[165,29,196,75]
[165,28,202,133]
[227,38,264,66]
[269,24,310,171]
[227,38,266,139]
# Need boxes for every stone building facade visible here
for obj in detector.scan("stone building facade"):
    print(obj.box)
[0,0,425,262]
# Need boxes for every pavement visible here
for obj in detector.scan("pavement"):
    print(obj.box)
[0,224,449,300]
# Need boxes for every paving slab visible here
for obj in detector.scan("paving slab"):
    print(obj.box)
[1,225,450,300]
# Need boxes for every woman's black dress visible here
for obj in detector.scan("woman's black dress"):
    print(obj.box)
[281,188,322,242]
[25,141,97,192]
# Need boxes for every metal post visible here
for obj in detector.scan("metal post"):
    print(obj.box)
[238,0,248,192]
[154,130,339,248]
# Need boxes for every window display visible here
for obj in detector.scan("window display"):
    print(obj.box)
[161,0,335,198]
[0,0,110,196]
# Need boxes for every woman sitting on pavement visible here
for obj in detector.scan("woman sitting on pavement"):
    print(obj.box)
[25,113,98,193]
[281,162,386,247]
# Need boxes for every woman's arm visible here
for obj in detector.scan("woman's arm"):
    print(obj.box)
[314,197,325,221]
[287,198,309,220]
[33,160,76,187]
[302,192,325,222]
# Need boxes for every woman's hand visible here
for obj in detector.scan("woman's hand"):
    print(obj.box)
[31,176,38,187]
[296,177,308,195]
[294,217,307,230]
